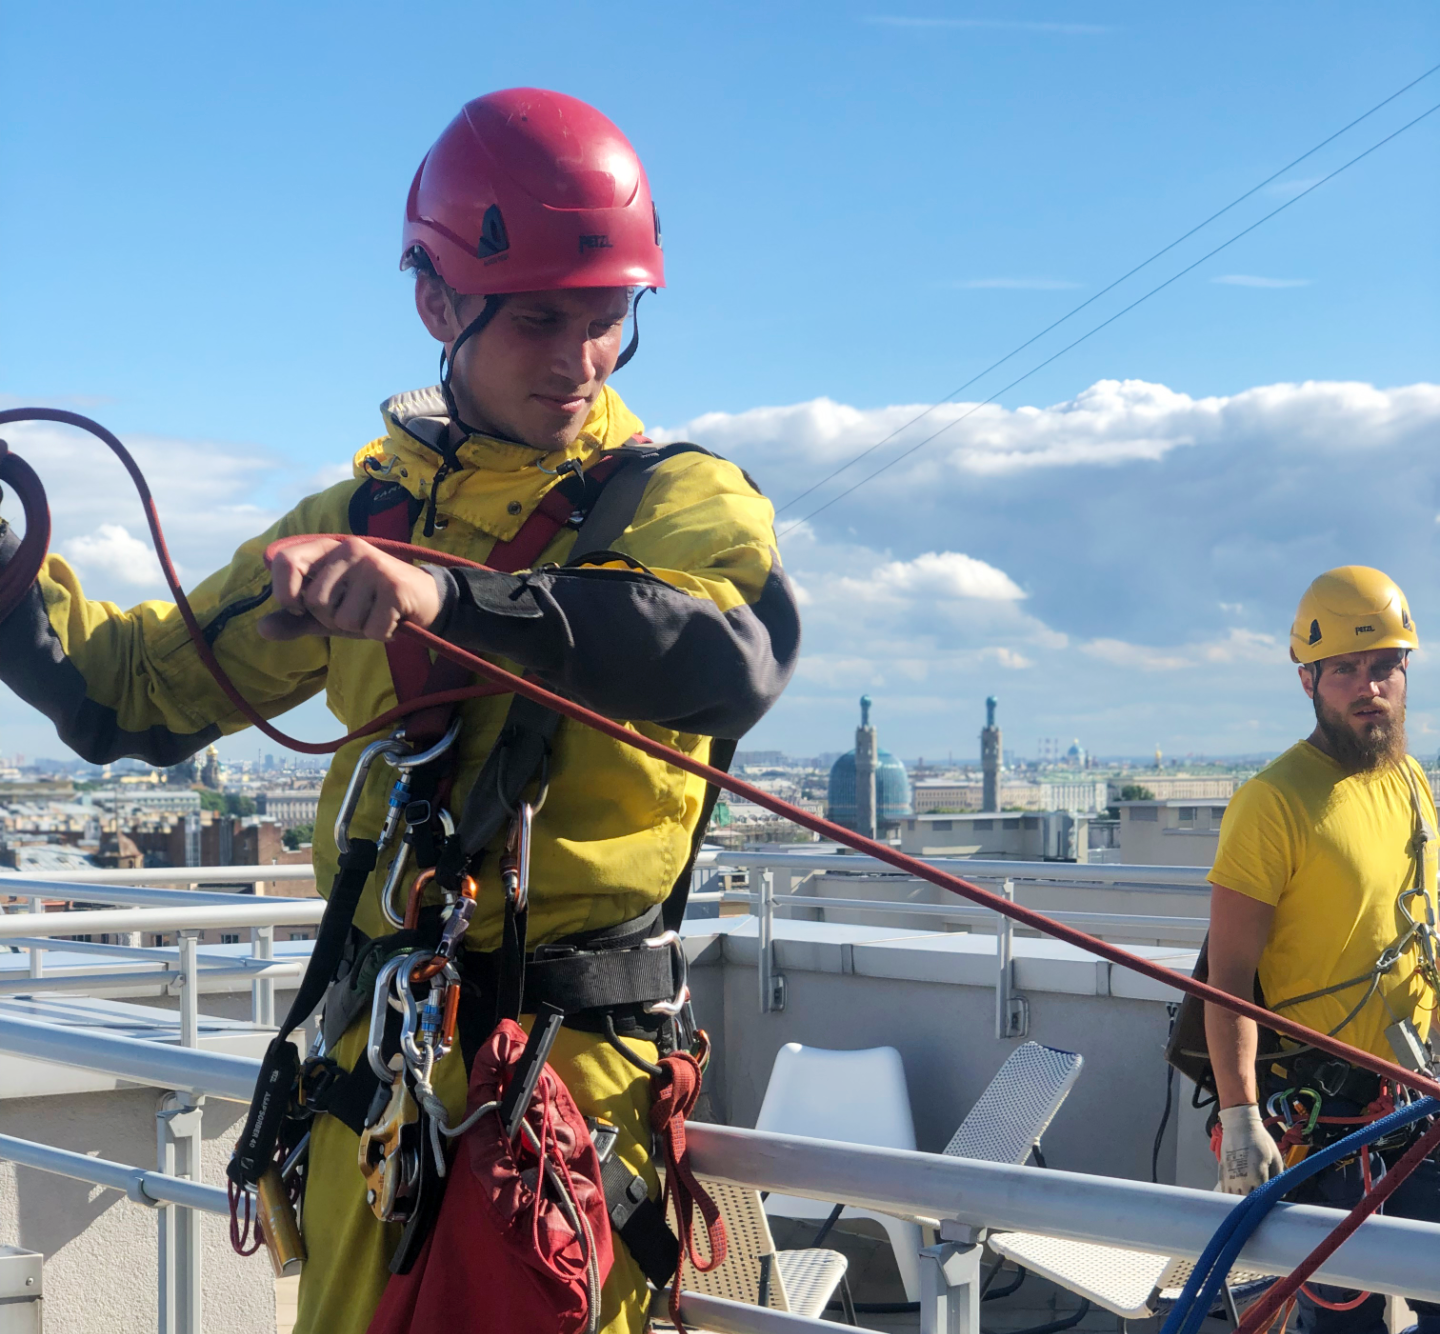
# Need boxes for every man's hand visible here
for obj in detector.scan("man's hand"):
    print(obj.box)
[1217,1104,1285,1194]
[258,537,443,643]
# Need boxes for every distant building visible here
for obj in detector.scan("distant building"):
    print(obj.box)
[95,789,202,815]
[1107,776,1237,802]
[826,697,912,836]
[981,697,1002,811]
[257,790,323,826]
[899,811,1089,862]
[1116,799,1229,867]
[1038,778,1110,814]
[199,745,222,791]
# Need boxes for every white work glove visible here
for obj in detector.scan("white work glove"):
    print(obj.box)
[1217,1104,1285,1195]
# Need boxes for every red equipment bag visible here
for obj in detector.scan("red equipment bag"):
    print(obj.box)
[367,1020,614,1334]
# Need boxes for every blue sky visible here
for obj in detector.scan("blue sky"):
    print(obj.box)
[2,2,1437,765]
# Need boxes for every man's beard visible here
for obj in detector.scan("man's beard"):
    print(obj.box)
[1314,694,1408,774]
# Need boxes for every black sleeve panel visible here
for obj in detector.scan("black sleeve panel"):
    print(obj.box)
[431,558,801,739]
[0,523,219,764]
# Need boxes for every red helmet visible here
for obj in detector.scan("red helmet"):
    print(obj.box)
[402,88,665,295]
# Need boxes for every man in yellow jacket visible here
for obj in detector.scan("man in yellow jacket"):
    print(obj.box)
[0,88,799,1333]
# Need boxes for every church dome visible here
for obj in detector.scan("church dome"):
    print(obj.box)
[827,748,913,830]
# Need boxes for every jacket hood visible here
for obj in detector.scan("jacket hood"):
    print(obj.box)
[354,384,645,543]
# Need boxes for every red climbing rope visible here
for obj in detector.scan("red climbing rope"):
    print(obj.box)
[2,407,1438,1302]
[2,407,1437,1102]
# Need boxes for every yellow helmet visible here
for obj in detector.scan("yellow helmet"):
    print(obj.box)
[1289,565,1418,665]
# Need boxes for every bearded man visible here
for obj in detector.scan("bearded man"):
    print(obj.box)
[1205,566,1440,1334]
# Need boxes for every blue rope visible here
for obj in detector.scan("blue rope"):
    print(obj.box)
[1160,1096,1439,1334]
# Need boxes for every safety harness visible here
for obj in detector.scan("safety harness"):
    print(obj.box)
[228,437,734,1301]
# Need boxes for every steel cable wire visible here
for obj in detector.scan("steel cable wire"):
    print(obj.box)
[778,96,1440,538]
[775,60,1440,518]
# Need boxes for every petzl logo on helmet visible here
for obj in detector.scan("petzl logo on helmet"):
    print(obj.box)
[1308,619,1323,646]
[579,234,613,253]
[476,205,509,259]
[1355,624,1375,635]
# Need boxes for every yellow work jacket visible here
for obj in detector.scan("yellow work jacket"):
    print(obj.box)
[0,386,800,947]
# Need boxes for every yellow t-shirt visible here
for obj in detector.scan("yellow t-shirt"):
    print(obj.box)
[1209,741,1438,1060]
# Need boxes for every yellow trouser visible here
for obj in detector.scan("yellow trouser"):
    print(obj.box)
[293,1012,659,1334]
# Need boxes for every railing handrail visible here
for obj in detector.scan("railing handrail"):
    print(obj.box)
[721,892,1209,939]
[0,1132,228,1214]
[685,1124,1440,1302]
[0,900,325,940]
[0,1011,1434,1301]
[0,864,313,887]
[712,850,1212,889]
[0,1010,266,1101]
[2,881,315,910]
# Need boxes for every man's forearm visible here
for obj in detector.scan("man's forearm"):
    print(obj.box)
[1205,1001,1259,1108]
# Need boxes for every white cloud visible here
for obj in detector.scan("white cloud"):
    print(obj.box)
[658,377,1440,757]
[1211,275,1312,288]
[838,551,1025,603]
[61,524,173,588]
[1081,629,1283,673]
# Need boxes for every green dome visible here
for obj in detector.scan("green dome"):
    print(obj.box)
[826,748,912,829]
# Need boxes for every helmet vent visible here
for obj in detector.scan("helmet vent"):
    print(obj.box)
[1308,619,1323,646]
[476,205,510,259]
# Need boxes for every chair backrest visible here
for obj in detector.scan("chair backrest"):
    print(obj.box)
[755,1043,916,1151]
[942,1042,1083,1165]
[672,1176,790,1311]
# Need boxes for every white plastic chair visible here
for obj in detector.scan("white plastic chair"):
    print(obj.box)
[756,1041,1086,1305]
[755,1043,924,1301]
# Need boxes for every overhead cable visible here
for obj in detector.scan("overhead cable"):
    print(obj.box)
[774,60,1440,519]
[778,97,1440,538]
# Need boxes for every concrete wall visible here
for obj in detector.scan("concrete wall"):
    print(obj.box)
[682,919,1215,1191]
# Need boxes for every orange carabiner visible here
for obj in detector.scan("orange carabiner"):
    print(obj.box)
[403,868,435,931]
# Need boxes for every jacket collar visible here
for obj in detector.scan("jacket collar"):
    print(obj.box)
[356,385,644,543]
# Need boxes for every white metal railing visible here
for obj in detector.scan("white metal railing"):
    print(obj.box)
[0,866,323,1028]
[713,849,1212,890]
[696,849,1210,1017]
[0,912,1438,1334]
[1,1019,1437,1334]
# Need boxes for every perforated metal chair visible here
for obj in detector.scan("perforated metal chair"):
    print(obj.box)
[670,1175,855,1322]
[987,1233,1274,1323]
[943,1040,1085,1166]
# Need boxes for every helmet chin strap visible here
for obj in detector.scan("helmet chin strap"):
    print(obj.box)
[612,286,654,373]
[427,296,505,536]
[425,286,651,535]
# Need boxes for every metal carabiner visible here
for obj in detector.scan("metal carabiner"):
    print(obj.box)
[642,929,691,1017]
[397,952,435,1073]
[367,954,413,1085]
[334,733,411,855]
[383,716,462,775]
[1266,1089,1294,1127]
[501,803,534,915]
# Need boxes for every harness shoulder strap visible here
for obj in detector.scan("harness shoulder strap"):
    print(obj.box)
[567,442,721,564]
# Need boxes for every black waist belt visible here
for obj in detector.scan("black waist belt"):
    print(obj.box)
[1266,1050,1382,1107]
[312,905,677,1126]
